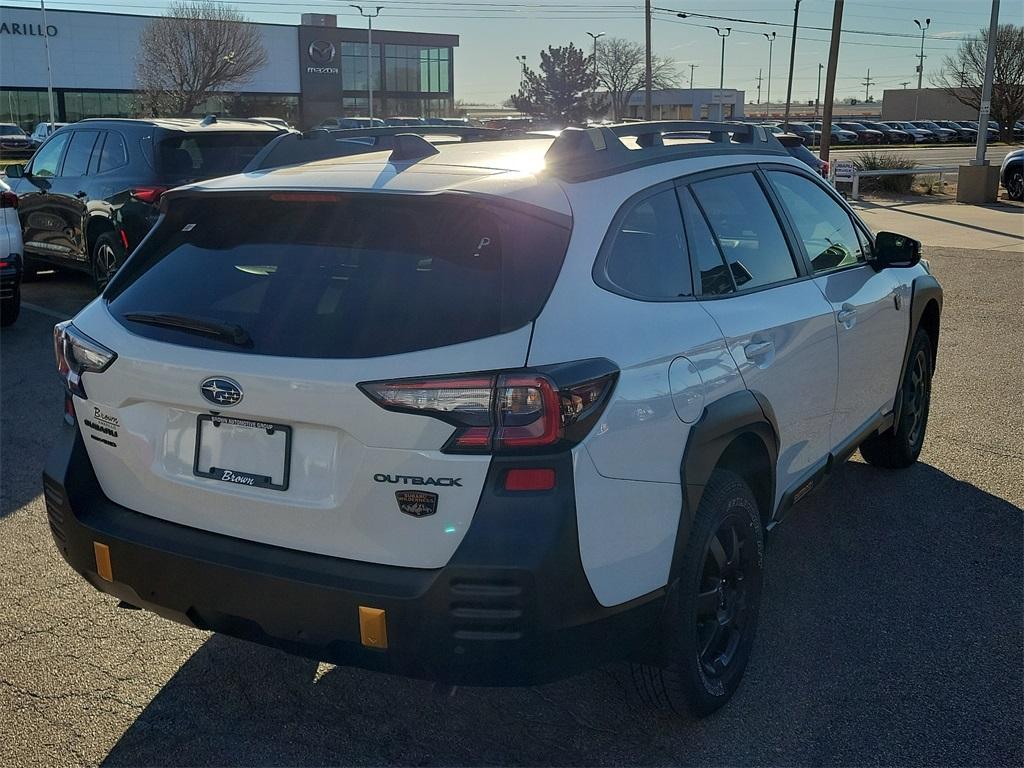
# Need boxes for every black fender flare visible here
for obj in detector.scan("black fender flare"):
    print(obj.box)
[893,274,942,424]
[667,389,778,582]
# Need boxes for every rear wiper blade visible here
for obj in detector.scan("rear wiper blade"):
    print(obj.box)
[122,312,253,347]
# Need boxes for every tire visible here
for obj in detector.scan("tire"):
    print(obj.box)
[632,469,765,718]
[90,230,125,294]
[1006,169,1024,202]
[860,327,933,469]
[1,284,21,327]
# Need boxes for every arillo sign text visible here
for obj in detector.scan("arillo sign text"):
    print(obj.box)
[1,22,59,37]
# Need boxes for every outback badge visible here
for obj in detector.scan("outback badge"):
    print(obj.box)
[395,490,438,518]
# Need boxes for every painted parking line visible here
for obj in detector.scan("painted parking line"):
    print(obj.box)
[22,302,71,321]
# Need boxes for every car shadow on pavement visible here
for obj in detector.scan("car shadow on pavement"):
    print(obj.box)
[99,458,1022,768]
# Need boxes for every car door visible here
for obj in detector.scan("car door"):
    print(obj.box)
[682,170,838,506]
[15,130,71,264]
[44,128,102,265]
[763,167,910,450]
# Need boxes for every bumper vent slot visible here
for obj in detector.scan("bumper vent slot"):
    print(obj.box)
[449,577,525,641]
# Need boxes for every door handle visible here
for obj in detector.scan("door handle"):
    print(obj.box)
[837,305,857,325]
[743,340,773,358]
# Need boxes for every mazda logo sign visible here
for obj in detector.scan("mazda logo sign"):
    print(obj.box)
[200,377,243,407]
[308,40,336,65]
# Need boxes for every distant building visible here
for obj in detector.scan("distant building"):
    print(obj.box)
[603,89,745,121]
[881,88,979,121]
[0,5,458,129]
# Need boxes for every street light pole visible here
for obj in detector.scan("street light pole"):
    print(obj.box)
[815,62,823,119]
[973,0,999,165]
[351,5,382,120]
[913,17,930,119]
[689,63,698,88]
[586,32,605,83]
[712,27,731,89]
[763,32,776,118]
[782,0,802,129]
[39,0,55,126]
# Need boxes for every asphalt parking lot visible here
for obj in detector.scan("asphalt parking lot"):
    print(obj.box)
[2,241,1022,766]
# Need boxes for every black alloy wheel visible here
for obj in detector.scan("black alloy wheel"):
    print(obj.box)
[1007,170,1024,201]
[91,231,125,294]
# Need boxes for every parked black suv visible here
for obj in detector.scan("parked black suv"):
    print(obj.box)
[5,117,287,291]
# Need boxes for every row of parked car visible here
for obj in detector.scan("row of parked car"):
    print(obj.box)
[773,119,1023,146]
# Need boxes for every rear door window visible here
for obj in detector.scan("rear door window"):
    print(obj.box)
[680,189,734,296]
[690,172,798,291]
[106,193,571,359]
[96,131,129,172]
[600,188,692,299]
[157,133,276,180]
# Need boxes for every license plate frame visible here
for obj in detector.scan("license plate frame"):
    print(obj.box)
[192,414,292,491]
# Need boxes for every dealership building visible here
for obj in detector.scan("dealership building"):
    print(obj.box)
[0,5,458,129]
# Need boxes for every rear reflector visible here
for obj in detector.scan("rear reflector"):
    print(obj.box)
[358,606,388,649]
[504,468,556,492]
[93,542,113,582]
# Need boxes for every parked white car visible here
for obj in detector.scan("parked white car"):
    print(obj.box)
[43,122,942,717]
[29,121,69,147]
[1,177,24,326]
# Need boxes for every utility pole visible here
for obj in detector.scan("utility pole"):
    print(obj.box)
[763,32,776,117]
[913,17,930,119]
[713,27,732,89]
[586,32,605,83]
[973,0,999,165]
[40,0,55,127]
[819,0,844,164]
[644,0,652,119]
[815,63,823,119]
[515,55,527,92]
[756,69,763,105]
[689,63,698,89]
[862,68,874,102]
[782,0,802,129]
[351,4,382,120]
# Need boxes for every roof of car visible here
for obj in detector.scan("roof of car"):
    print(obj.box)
[74,117,284,133]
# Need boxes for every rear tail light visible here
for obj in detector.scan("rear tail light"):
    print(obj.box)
[821,160,830,178]
[130,186,169,205]
[360,359,618,454]
[53,321,117,398]
[0,191,17,209]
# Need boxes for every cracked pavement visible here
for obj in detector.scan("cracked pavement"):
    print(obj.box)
[1,249,1021,767]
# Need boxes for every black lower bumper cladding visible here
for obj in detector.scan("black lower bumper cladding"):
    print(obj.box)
[42,426,665,685]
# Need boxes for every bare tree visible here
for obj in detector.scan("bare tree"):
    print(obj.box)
[136,0,268,117]
[596,37,679,121]
[932,23,1024,140]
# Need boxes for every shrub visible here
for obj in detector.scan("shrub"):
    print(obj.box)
[854,152,917,194]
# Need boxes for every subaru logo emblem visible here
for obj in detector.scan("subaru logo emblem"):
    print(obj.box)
[200,377,243,407]
[307,40,336,65]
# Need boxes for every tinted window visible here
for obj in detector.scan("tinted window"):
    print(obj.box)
[681,189,733,296]
[60,130,99,177]
[767,171,866,273]
[107,194,570,359]
[690,173,797,290]
[157,133,277,181]
[97,132,129,172]
[602,188,692,299]
[29,132,70,178]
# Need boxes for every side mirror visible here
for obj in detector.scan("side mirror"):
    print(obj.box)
[4,163,24,179]
[872,231,921,270]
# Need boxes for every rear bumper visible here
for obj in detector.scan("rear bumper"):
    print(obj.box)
[43,426,666,686]
[0,256,21,300]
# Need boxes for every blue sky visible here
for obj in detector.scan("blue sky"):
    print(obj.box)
[5,0,1005,104]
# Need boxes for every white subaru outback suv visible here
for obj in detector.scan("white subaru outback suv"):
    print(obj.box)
[43,122,941,717]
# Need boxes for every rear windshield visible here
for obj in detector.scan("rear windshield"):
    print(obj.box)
[106,193,570,358]
[157,133,276,180]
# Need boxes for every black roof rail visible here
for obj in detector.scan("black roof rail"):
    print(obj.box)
[543,121,787,182]
[244,125,526,172]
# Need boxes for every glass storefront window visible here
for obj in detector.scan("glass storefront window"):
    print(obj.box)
[341,42,381,92]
